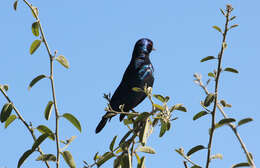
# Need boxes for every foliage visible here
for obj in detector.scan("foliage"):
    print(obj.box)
[0,2,256,168]
[83,85,186,168]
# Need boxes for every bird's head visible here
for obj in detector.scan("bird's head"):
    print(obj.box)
[133,38,155,55]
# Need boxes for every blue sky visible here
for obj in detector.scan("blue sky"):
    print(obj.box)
[1,0,259,167]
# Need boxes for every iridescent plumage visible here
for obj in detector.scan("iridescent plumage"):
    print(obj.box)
[95,38,155,133]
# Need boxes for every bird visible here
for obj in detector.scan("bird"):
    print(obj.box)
[95,38,155,133]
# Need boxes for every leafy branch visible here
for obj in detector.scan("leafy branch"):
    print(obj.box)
[84,86,187,168]
[192,4,255,168]
[21,0,63,167]
[8,0,81,168]
[204,5,233,168]
[0,86,50,168]
[194,74,255,168]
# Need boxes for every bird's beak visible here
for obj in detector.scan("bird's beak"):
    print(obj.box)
[152,47,156,51]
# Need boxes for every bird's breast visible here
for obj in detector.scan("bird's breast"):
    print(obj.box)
[138,64,154,80]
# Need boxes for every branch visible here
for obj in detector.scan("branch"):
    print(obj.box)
[22,0,61,167]
[196,78,256,168]
[205,5,233,168]
[183,161,188,168]
[0,87,50,168]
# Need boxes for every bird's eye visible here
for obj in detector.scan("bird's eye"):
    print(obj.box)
[147,43,153,52]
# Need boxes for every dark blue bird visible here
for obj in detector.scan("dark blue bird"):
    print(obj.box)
[95,38,155,133]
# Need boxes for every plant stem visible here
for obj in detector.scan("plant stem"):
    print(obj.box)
[196,77,256,167]
[0,87,50,168]
[22,0,61,167]
[183,161,188,168]
[205,5,231,168]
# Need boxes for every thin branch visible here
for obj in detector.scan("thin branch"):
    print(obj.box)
[183,161,189,168]
[180,153,201,167]
[205,5,232,168]
[0,87,50,168]
[22,0,61,167]
[196,77,256,167]
[130,139,135,164]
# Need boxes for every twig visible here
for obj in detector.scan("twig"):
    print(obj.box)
[0,87,50,168]
[183,161,188,168]
[196,76,256,167]
[22,0,61,167]
[130,139,135,163]
[181,153,201,167]
[205,5,232,168]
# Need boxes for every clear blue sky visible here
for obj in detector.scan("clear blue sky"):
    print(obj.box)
[1,0,259,167]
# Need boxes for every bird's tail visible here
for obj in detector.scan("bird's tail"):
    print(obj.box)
[95,117,108,133]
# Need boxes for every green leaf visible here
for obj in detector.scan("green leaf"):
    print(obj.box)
[31,6,39,19]
[220,8,226,16]
[1,103,13,123]
[174,104,187,112]
[109,136,117,152]
[191,166,202,168]
[175,148,184,156]
[218,118,236,125]
[62,113,82,132]
[96,152,115,167]
[36,154,56,161]
[30,39,41,55]
[139,117,150,145]
[208,72,215,78]
[231,162,250,168]
[18,149,33,168]
[153,94,165,102]
[32,22,40,37]
[210,153,223,160]
[37,125,55,140]
[200,56,216,63]
[212,26,222,33]
[159,119,167,137]
[170,104,187,112]
[139,146,156,154]
[225,104,232,107]
[220,100,227,107]
[247,153,254,165]
[123,119,133,125]
[164,96,170,103]
[13,0,18,11]
[44,101,53,120]
[224,67,239,73]
[237,118,253,127]
[93,152,99,161]
[153,104,164,111]
[28,74,47,90]
[220,100,232,107]
[132,87,143,92]
[55,55,70,69]
[62,151,76,168]
[230,16,236,21]
[193,111,208,121]
[137,156,146,168]
[113,156,121,168]
[3,84,9,91]
[121,152,132,168]
[115,148,123,154]
[5,114,17,128]
[187,145,206,156]
[135,153,141,164]
[230,24,239,29]
[204,93,215,107]
[32,133,49,151]
[119,130,132,146]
